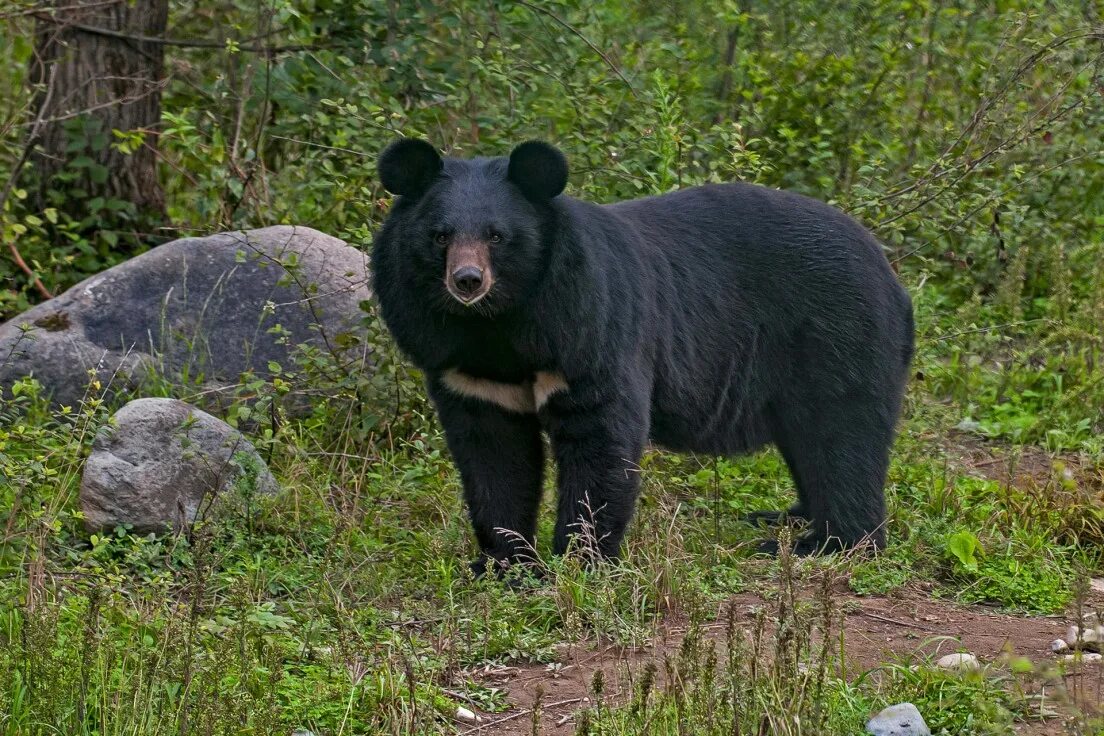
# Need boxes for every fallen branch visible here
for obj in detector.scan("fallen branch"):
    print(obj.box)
[460,697,585,734]
[857,610,937,633]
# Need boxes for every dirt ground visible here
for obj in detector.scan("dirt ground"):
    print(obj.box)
[453,441,1104,735]
[457,589,1103,735]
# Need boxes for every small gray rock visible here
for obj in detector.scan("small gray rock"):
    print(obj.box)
[0,226,371,409]
[866,703,931,736]
[80,398,278,533]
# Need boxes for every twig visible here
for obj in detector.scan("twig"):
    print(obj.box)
[7,238,52,299]
[514,1,637,97]
[1,65,56,299]
[932,319,1050,341]
[857,610,936,633]
[441,688,482,709]
[872,28,1104,208]
[0,0,120,20]
[31,12,344,53]
[460,697,585,733]
[21,78,167,126]
[268,135,372,157]
[968,457,1006,468]
[890,149,1100,264]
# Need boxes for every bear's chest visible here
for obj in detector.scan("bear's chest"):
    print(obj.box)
[440,369,569,415]
[433,319,569,413]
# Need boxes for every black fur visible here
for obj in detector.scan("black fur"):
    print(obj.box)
[507,141,568,201]
[372,139,914,568]
[378,138,443,197]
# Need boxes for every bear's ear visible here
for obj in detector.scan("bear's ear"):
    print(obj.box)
[507,141,568,201]
[378,138,442,197]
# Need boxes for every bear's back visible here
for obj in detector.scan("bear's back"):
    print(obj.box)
[592,183,912,453]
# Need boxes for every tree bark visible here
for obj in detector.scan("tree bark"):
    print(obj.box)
[712,26,740,125]
[30,0,168,221]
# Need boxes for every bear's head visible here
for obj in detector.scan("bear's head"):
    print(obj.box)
[376,139,567,316]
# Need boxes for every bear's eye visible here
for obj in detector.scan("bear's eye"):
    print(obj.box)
[434,232,448,245]
[489,232,503,244]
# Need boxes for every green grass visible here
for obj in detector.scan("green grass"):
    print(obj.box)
[3,0,1104,730]
[2,290,1103,734]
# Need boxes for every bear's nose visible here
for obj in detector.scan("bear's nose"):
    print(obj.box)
[452,266,484,297]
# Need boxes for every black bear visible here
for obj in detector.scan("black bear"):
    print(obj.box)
[371,139,914,571]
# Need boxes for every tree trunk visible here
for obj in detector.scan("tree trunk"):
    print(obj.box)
[30,0,168,224]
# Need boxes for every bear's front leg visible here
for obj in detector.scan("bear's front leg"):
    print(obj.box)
[543,396,648,561]
[428,379,544,575]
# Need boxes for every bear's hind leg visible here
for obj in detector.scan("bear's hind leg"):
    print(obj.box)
[743,439,811,529]
[768,395,896,554]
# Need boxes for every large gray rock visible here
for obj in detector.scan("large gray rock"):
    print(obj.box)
[81,397,278,533]
[866,703,931,736]
[0,226,370,407]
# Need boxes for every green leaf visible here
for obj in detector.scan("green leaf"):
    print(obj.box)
[947,531,982,571]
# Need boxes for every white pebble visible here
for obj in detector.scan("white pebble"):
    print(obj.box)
[454,706,480,723]
[1063,652,1103,664]
[1051,639,1070,653]
[936,652,979,670]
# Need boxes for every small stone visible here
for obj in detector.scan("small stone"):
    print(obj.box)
[1089,579,1104,594]
[454,706,480,723]
[1051,639,1070,653]
[291,731,316,736]
[1067,623,1104,652]
[936,652,979,671]
[1063,652,1103,664]
[80,398,278,533]
[866,702,931,736]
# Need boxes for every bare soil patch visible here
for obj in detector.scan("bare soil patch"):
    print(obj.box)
[944,433,1103,493]
[463,589,1104,735]
[455,438,1104,734]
